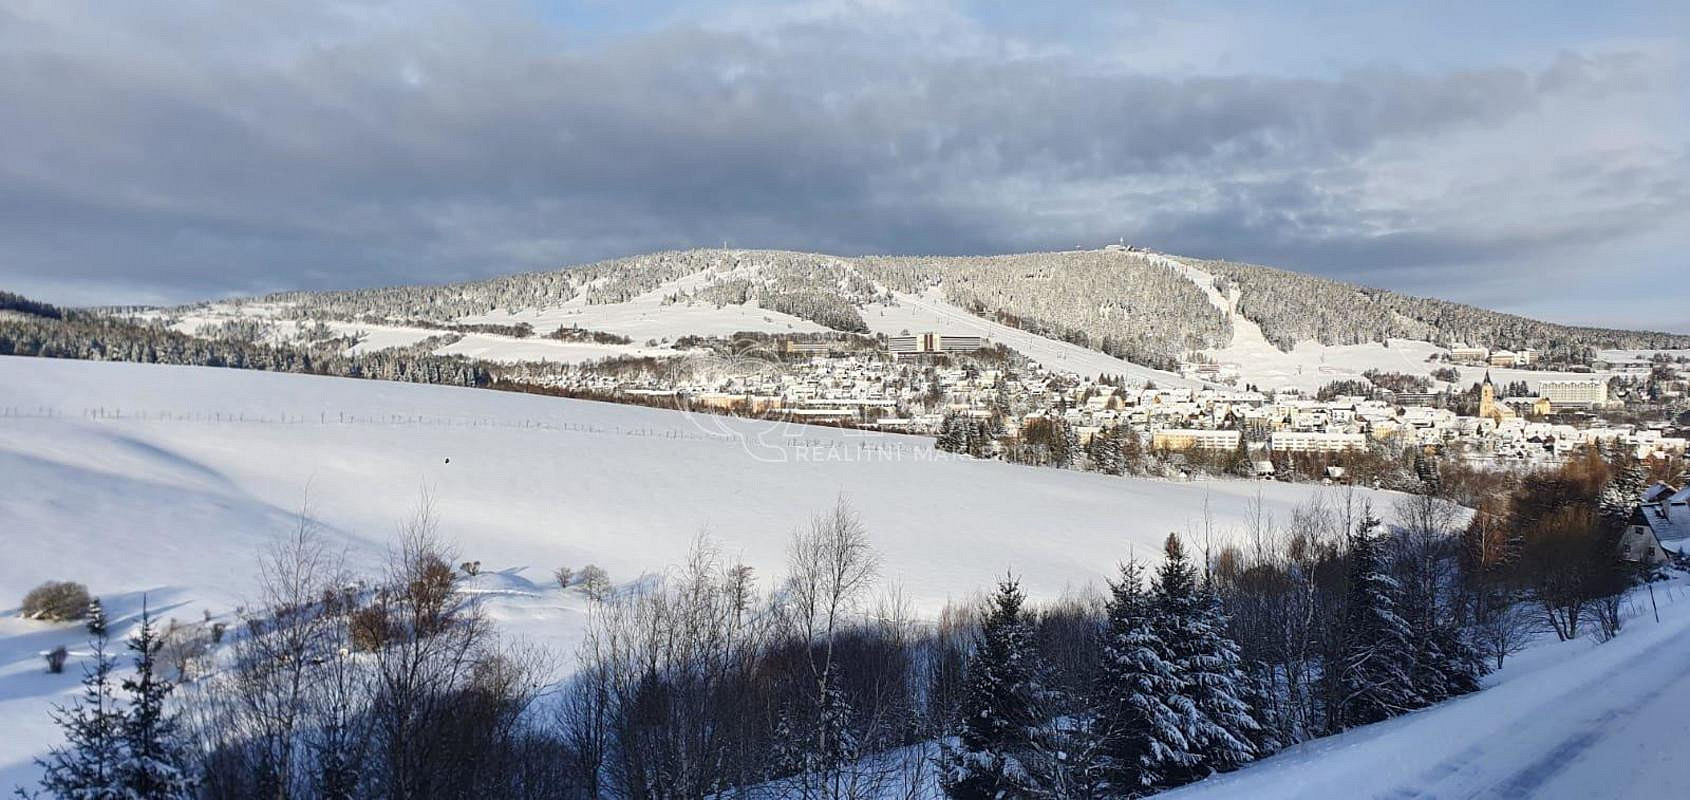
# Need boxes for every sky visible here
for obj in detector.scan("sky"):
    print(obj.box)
[1,0,1686,331]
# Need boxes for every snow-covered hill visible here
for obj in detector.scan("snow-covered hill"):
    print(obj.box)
[136,247,1685,394]
[0,356,1404,785]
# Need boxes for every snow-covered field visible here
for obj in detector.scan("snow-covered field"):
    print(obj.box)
[2,357,1683,796]
[0,356,1402,785]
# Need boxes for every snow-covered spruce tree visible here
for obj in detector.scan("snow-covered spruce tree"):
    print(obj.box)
[118,606,197,799]
[940,575,1052,799]
[1413,453,1443,496]
[86,597,107,637]
[1399,586,1486,706]
[1088,559,1195,797]
[1430,617,1487,699]
[937,412,965,454]
[1334,512,1419,730]
[1230,436,1254,479]
[1597,456,1647,524]
[1087,427,1125,476]
[32,626,126,800]
[1239,663,1284,758]
[1151,535,1258,781]
[1040,417,1078,469]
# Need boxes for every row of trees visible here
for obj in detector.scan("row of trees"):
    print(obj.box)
[33,478,1662,799]
[940,537,1263,798]
[935,409,1428,491]
[1463,447,1670,648]
[940,493,1499,799]
[0,300,490,387]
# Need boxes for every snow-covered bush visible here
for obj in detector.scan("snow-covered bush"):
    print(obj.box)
[21,580,92,622]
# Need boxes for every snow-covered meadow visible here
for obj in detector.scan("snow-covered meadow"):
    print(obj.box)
[0,356,1405,785]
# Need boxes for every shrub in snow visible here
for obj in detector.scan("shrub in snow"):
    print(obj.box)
[553,566,574,590]
[349,605,397,651]
[157,620,212,682]
[576,565,610,601]
[459,560,481,577]
[22,581,92,622]
[46,645,69,674]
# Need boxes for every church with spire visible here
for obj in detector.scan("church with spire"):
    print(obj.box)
[1478,371,1516,423]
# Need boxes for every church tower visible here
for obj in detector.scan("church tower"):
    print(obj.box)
[1479,371,1513,422]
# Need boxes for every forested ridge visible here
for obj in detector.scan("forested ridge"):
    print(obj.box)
[102,246,1690,369]
[0,298,489,386]
[1191,257,1690,356]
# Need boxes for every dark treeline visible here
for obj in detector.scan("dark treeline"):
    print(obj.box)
[26,457,1669,799]
[2,290,65,319]
[0,299,490,387]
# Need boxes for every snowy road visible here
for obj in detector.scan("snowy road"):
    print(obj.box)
[1165,586,1690,800]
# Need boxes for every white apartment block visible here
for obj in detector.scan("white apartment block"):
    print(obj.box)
[1152,428,1242,451]
[887,332,989,355]
[1540,379,1608,407]
[1270,431,1367,453]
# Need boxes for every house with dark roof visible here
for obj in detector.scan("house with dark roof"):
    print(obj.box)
[1622,506,1676,564]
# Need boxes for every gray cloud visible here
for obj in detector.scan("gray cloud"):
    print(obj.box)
[0,1,1686,329]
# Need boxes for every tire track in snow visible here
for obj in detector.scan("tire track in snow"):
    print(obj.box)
[1387,610,1690,800]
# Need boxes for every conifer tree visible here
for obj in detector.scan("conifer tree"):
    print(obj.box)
[940,575,1051,799]
[1088,427,1124,476]
[1431,619,1487,698]
[1089,559,1194,796]
[1120,429,1144,475]
[1334,512,1419,730]
[1402,592,1453,705]
[1231,436,1254,478]
[33,628,126,800]
[1239,663,1284,758]
[86,597,107,638]
[118,606,197,799]
[815,675,858,783]
[1598,456,1647,524]
[937,412,963,453]
[1152,536,1258,780]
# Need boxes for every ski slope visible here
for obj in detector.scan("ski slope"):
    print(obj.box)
[1172,260,1617,393]
[865,289,1208,388]
[0,355,1401,785]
